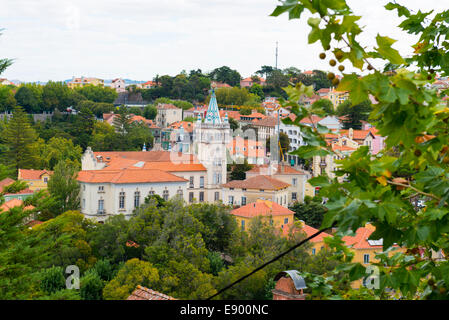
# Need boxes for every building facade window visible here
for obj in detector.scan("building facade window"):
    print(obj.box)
[241,196,246,206]
[200,176,204,188]
[119,192,125,209]
[163,189,169,201]
[199,191,204,202]
[189,192,194,203]
[292,178,297,186]
[241,220,245,231]
[134,191,140,208]
[312,248,316,255]
[214,192,220,201]
[98,199,104,213]
[228,196,234,205]
[292,192,297,201]
[189,176,194,188]
[177,189,183,197]
[98,185,104,192]
[82,198,85,209]
[284,218,289,224]
[363,254,370,264]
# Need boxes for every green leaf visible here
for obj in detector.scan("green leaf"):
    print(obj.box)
[375,34,406,65]
[337,74,368,105]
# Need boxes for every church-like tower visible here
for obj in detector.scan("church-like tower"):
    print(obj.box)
[193,88,230,202]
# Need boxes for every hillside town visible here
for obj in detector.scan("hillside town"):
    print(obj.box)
[2,0,449,306]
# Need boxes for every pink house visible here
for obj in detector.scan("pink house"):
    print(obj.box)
[361,121,385,154]
[240,76,266,88]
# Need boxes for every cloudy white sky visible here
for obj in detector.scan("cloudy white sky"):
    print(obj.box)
[0,0,447,82]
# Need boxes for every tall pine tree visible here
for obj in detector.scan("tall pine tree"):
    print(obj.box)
[3,106,40,172]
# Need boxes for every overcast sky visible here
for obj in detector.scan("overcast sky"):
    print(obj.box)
[1,0,447,82]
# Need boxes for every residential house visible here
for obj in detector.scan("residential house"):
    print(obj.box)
[183,105,208,120]
[103,113,160,141]
[110,78,126,93]
[246,164,309,204]
[221,175,290,207]
[227,136,266,165]
[240,77,266,88]
[230,199,294,232]
[67,76,104,88]
[0,78,14,86]
[341,224,406,288]
[0,198,35,212]
[251,116,277,144]
[155,104,183,128]
[18,169,53,191]
[139,81,157,89]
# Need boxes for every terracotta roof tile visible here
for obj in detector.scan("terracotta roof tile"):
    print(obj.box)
[0,178,15,192]
[0,199,35,212]
[247,164,307,175]
[252,116,277,127]
[18,169,53,180]
[222,175,290,190]
[231,200,293,218]
[77,169,187,184]
[127,285,176,300]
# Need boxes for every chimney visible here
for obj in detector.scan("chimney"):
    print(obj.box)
[272,271,307,300]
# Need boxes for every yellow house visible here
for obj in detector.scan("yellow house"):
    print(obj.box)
[324,88,350,109]
[341,224,406,288]
[230,199,294,232]
[67,77,104,89]
[296,222,332,255]
[18,169,53,191]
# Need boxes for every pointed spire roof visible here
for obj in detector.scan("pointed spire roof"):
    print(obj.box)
[205,88,222,125]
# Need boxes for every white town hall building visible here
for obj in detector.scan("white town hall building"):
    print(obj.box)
[78,89,231,221]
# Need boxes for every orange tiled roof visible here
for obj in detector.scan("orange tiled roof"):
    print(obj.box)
[247,164,306,175]
[156,103,179,110]
[341,224,393,249]
[219,110,241,120]
[93,151,197,163]
[252,116,277,127]
[241,112,266,119]
[222,175,290,190]
[299,223,332,243]
[77,169,187,184]
[332,144,357,152]
[300,115,323,124]
[0,178,15,192]
[169,121,195,133]
[339,129,372,140]
[4,188,34,196]
[231,199,293,218]
[18,169,53,180]
[127,285,176,300]
[0,199,35,212]
[283,222,332,243]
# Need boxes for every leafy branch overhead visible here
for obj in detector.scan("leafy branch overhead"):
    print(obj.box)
[272,0,449,299]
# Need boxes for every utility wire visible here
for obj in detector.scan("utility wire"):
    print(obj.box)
[206,225,333,300]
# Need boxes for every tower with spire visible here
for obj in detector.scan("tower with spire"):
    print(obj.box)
[193,87,230,202]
